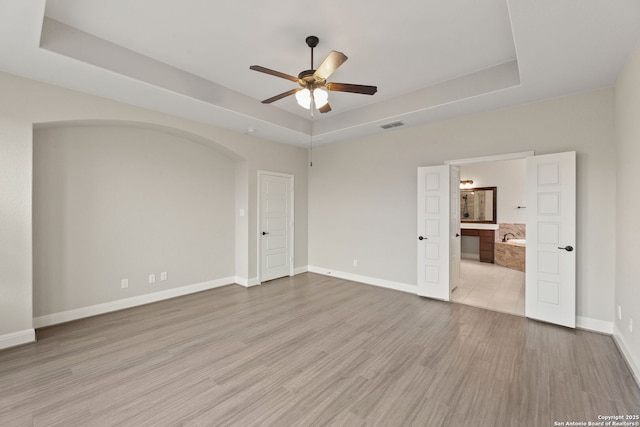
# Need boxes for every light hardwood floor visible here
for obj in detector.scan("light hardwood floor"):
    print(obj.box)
[1,273,639,426]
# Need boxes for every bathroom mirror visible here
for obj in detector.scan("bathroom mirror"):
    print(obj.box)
[460,187,497,224]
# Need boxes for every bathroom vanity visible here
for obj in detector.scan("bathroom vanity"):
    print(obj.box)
[460,226,496,263]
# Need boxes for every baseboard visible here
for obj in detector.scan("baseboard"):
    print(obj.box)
[613,324,640,389]
[461,253,480,261]
[576,316,614,334]
[294,265,308,275]
[0,329,36,350]
[307,265,417,294]
[235,277,260,288]
[33,277,236,328]
[305,269,617,334]
[237,269,307,287]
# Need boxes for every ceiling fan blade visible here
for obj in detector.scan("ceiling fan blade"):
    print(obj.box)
[319,103,332,114]
[326,82,378,95]
[314,51,348,80]
[250,65,299,83]
[261,88,301,104]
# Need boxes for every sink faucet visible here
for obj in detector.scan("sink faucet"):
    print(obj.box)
[502,233,516,242]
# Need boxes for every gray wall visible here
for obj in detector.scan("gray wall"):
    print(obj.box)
[0,119,32,338]
[33,125,235,316]
[615,41,640,379]
[309,88,616,326]
[0,71,308,348]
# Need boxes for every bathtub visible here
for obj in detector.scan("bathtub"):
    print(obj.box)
[495,239,526,271]
[506,239,526,245]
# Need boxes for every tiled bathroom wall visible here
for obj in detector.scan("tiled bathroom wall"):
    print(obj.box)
[495,223,526,272]
[497,223,526,241]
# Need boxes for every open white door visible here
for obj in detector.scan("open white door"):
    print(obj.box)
[417,165,458,300]
[526,152,576,328]
[259,171,293,283]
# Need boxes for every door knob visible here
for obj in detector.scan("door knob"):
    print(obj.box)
[262,231,269,236]
[558,245,574,252]
[455,233,460,237]
[418,236,427,240]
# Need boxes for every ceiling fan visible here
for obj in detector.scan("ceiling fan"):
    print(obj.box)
[250,35,377,114]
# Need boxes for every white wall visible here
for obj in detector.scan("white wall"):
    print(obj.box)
[33,124,235,317]
[309,88,616,328]
[0,118,34,347]
[0,71,308,348]
[460,159,526,225]
[614,41,640,382]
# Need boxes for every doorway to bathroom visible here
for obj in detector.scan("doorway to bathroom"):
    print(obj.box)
[418,150,577,328]
[453,157,527,317]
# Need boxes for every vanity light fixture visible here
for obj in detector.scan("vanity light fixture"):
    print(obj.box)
[460,180,474,189]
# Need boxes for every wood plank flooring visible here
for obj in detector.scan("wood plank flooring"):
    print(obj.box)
[1,273,639,426]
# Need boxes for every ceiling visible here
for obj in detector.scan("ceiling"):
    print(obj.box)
[1,0,639,146]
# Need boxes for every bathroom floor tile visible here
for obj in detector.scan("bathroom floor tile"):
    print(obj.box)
[451,286,471,302]
[472,281,500,293]
[462,289,495,307]
[515,296,525,316]
[486,298,518,314]
[490,290,519,304]
[458,259,525,317]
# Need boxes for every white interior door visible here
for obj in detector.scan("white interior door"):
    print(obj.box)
[526,152,576,328]
[259,172,293,282]
[417,165,455,300]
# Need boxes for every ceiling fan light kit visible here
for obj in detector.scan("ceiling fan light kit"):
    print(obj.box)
[295,88,329,109]
[250,35,377,114]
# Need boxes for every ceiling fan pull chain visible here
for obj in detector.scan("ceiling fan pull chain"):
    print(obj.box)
[309,91,314,166]
[309,131,313,167]
[309,118,313,167]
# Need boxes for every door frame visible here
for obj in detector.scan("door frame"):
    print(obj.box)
[257,170,294,284]
[439,150,577,329]
[444,151,534,305]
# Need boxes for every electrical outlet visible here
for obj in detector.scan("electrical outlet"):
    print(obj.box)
[630,318,633,333]
[160,271,168,281]
[149,274,156,284]
[353,259,358,267]
[121,279,129,289]
[618,305,622,320]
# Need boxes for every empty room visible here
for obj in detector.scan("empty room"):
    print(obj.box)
[1,1,640,425]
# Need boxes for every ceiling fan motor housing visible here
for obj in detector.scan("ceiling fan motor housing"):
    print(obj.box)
[298,69,325,89]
